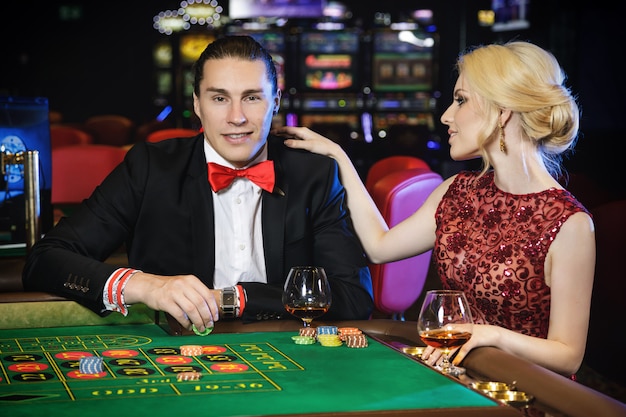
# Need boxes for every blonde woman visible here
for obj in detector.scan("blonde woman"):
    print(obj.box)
[276,41,595,377]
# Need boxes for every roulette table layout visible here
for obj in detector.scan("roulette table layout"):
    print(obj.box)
[0,322,516,417]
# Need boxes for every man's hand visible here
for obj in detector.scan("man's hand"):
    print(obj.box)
[123,272,221,332]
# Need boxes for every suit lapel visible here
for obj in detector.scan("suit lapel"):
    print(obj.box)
[262,141,287,285]
[187,137,216,285]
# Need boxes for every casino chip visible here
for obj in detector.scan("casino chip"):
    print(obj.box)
[192,324,213,336]
[176,371,202,381]
[180,345,204,356]
[79,356,104,374]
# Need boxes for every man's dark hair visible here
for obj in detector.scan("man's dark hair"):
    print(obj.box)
[192,35,278,96]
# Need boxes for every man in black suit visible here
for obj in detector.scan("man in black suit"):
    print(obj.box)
[22,36,374,330]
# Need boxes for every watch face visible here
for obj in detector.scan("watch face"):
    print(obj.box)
[223,293,235,304]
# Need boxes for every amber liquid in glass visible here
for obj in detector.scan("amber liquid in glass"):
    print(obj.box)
[419,329,472,350]
[284,306,329,321]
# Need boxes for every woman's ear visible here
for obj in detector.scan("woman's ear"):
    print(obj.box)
[499,109,512,127]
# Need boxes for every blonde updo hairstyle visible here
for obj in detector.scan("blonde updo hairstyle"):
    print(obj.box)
[457,41,580,177]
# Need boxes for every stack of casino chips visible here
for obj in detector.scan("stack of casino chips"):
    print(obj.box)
[337,327,362,340]
[316,326,342,347]
[299,327,317,339]
[317,334,343,347]
[176,371,202,381]
[337,327,368,348]
[291,335,316,345]
[79,356,104,374]
[344,333,368,348]
[180,345,204,356]
[291,325,368,348]
[316,325,338,336]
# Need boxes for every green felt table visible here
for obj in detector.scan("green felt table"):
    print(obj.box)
[0,323,517,417]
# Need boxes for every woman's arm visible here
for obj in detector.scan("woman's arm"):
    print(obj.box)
[276,126,446,263]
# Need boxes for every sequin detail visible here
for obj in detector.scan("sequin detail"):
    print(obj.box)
[434,171,589,338]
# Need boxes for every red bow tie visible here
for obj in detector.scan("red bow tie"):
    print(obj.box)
[207,160,275,193]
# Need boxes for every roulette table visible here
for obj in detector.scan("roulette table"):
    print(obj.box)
[0,300,624,417]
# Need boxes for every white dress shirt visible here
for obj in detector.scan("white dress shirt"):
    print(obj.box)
[204,140,268,289]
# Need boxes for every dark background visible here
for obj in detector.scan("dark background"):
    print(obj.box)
[1,1,624,200]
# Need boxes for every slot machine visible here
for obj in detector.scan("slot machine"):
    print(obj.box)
[370,26,440,165]
[292,28,370,176]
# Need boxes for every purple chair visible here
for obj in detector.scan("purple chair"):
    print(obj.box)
[366,162,443,320]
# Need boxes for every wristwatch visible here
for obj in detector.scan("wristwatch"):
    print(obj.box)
[220,286,239,318]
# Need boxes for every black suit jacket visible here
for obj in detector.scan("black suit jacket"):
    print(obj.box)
[23,135,374,322]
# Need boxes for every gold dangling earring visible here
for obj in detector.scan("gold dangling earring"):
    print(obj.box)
[498,122,507,154]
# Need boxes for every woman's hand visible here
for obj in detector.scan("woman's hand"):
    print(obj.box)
[421,346,460,368]
[273,126,344,159]
[422,325,503,368]
[421,325,498,368]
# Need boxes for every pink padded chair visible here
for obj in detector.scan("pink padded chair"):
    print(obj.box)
[366,161,443,320]
[146,128,200,143]
[52,144,127,205]
[365,155,430,191]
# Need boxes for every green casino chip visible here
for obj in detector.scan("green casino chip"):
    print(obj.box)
[192,324,214,336]
[291,335,315,345]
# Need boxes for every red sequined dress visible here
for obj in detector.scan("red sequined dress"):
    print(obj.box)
[434,171,589,338]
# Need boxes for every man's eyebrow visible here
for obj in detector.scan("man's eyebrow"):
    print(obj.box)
[202,87,265,95]
[203,87,228,94]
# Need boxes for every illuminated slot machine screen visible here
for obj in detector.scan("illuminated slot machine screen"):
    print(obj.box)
[372,30,435,93]
[298,30,360,93]
[296,30,363,139]
[371,30,439,154]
